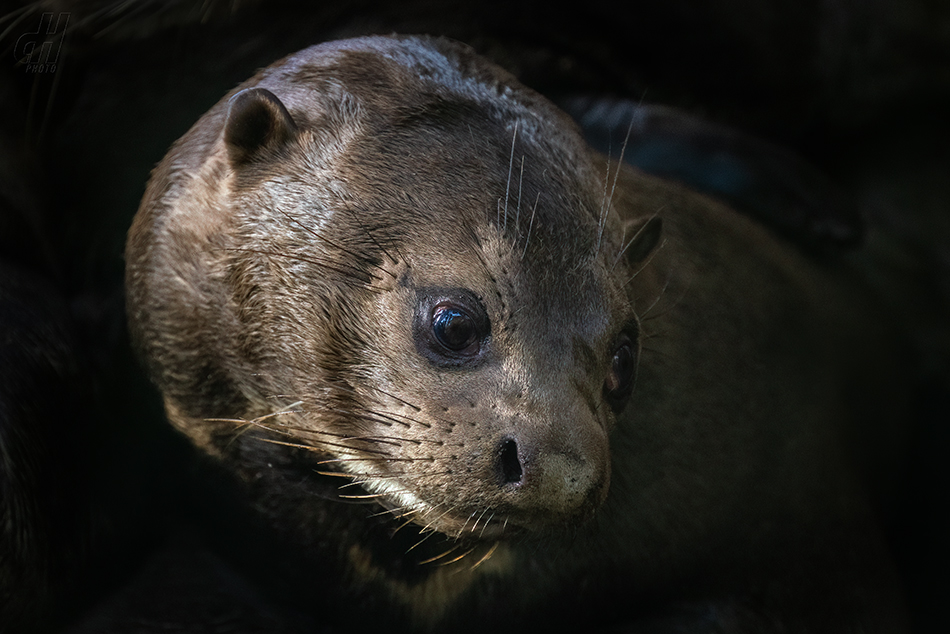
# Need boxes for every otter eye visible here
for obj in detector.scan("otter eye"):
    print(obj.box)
[604,335,636,412]
[414,289,490,367]
[432,304,478,352]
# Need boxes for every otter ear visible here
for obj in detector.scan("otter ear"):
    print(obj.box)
[224,88,299,166]
[621,216,663,266]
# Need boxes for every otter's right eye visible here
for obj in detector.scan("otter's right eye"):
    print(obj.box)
[432,304,479,353]
[414,289,491,367]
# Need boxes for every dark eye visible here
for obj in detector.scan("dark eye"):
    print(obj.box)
[432,304,478,352]
[414,289,490,367]
[604,335,636,412]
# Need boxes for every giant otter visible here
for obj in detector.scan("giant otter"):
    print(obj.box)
[125,35,913,632]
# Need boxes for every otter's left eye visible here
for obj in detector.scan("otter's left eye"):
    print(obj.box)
[432,304,479,353]
[604,335,636,412]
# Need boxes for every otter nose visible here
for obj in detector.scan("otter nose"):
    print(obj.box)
[493,434,607,519]
[497,437,524,484]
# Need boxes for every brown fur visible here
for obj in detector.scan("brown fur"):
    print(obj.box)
[125,35,911,632]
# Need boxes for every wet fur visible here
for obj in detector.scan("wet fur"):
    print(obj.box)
[126,35,912,632]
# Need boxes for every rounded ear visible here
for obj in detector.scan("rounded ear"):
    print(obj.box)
[224,88,299,166]
[621,216,663,266]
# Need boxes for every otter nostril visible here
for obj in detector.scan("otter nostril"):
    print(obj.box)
[498,438,523,485]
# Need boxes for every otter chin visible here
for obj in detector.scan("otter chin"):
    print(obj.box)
[126,34,912,633]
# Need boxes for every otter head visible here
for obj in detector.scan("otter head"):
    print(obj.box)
[126,36,662,545]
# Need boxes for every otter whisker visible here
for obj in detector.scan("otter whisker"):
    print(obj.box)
[468,542,500,571]
[351,384,423,412]
[470,508,491,535]
[360,408,432,430]
[230,418,372,443]
[405,530,439,554]
[332,434,406,448]
[612,211,664,273]
[596,114,636,253]
[333,436,407,450]
[337,479,369,490]
[419,505,459,535]
[358,483,420,501]
[252,437,314,451]
[219,423,259,449]
[440,546,478,567]
[316,456,424,465]
[417,544,462,566]
[406,532,435,552]
[639,299,681,324]
[233,419,394,455]
[314,470,356,479]
[204,406,300,427]
[290,425,386,444]
[596,156,612,252]
[395,502,451,534]
[503,121,519,233]
[327,433,406,448]
[306,398,427,430]
[288,403,421,437]
[369,507,411,521]
[343,471,455,487]
[258,436,391,457]
[205,416,256,429]
[259,400,306,416]
[340,434,436,447]
[339,480,400,494]
[515,154,525,232]
[324,407,415,430]
[520,190,541,261]
[477,511,495,539]
[634,273,674,321]
[638,273,691,326]
[338,492,389,500]
[389,515,420,535]
[455,510,480,539]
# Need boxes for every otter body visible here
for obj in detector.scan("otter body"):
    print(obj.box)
[125,36,911,632]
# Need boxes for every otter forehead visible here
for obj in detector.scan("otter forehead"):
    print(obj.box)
[277,36,511,104]
[262,35,572,145]
[244,36,600,237]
